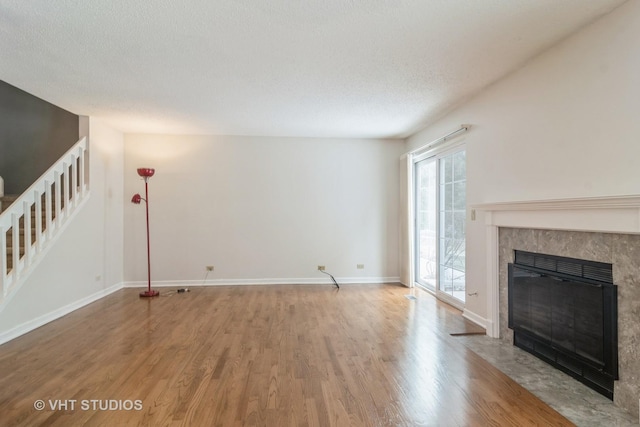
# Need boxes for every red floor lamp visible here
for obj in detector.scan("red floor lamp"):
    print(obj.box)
[131,167,160,297]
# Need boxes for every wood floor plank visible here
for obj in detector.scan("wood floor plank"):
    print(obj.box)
[0,284,575,426]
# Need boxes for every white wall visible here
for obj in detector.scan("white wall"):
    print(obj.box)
[405,0,640,325]
[0,117,124,341]
[124,134,404,285]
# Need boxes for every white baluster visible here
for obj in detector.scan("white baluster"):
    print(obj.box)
[0,225,6,296]
[71,154,78,209]
[79,144,86,196]
[63,162,70,218]
[34,189,42,253]
[55,171,62,228]
[23,201,31,266]
[45,180,53,240]
[11,213,19,279]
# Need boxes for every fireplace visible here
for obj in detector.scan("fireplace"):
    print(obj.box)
[507,250,618,398]
[473,195,640,417]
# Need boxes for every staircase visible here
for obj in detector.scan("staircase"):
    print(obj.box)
[0,137,89,307]
[1,194,61,272]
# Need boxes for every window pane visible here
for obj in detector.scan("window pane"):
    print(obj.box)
[454,212,465,240]
[441,183,453,211]
[454,181,466,210]
[440,211,453,238]
[441,156,452,183]
[453,150,466,182]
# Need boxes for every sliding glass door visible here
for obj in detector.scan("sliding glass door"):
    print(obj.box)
[414,147,466,304]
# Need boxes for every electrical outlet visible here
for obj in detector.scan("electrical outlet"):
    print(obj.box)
[317,265,325,271]
[206,266,214,272]
[357,264,364,269]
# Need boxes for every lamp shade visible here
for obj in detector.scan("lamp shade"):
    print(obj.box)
[137,168,155,178]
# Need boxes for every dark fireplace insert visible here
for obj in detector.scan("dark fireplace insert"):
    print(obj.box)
[508,250,618,399]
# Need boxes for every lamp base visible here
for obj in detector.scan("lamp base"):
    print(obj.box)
[139,290,160,298]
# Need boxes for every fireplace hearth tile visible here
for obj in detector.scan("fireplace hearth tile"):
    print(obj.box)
[460,335,638,426]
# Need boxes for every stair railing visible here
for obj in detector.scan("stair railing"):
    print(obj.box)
[0,137,89,303]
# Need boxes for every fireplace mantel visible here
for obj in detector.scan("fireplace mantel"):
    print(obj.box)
[475,194,640,211]
[474,194,640,234]
[472,194,640,338]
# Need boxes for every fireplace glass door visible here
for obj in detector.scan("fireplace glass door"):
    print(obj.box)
[414,147,466,304]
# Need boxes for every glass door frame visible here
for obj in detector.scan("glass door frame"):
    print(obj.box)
[412,143,466,310]
[413,156,437,292]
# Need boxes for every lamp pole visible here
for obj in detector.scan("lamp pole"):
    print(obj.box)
[132,168,159,297]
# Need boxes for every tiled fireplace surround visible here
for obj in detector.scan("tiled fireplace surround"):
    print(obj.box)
[476,196,640,417]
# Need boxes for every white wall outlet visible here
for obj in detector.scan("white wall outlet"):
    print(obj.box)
[317,265,325,271]
[206,266,214,272]
[357,264,364,269]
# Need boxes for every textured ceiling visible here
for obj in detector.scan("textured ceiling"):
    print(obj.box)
[0,0,628,138]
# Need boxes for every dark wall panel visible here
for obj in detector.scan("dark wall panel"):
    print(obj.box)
[0,80,79,195]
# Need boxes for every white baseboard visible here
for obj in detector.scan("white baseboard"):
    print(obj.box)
[462,308,491,334]
[123,276,401,288]
[0,282,123,345]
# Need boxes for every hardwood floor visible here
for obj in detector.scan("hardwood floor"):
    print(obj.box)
[0,284,574,426]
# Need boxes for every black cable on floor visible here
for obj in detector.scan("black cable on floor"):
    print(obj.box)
[319,270,339,289]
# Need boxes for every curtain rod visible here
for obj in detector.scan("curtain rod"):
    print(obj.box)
[408,124,470,156]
